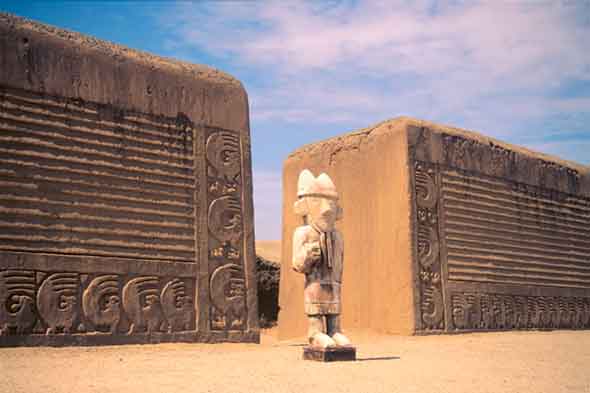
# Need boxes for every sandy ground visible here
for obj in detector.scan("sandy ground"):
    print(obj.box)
[2,329,589,393]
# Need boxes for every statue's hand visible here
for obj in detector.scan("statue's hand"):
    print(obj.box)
[306,241,322,263]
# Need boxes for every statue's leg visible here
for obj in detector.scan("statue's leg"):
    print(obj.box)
[326,314,352,346]
[308,315,335,348]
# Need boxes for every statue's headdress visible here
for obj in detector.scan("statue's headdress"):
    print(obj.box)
[297,169,338,199]
[294,169,342,219]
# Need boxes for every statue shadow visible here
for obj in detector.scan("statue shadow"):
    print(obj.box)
[356,355,400,362]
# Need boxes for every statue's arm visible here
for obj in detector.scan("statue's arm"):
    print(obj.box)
[292,227,320,274]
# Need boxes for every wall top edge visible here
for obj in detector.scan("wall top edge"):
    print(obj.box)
[0,12,244,91]
[285,116,589,195]
[287,117,587,172]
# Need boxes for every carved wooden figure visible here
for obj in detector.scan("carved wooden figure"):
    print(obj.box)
[292,170,352,351]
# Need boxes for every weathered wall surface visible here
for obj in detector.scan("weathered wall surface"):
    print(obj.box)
[279,120,417,339]
[0,13,258,346]
[278,117,590,338]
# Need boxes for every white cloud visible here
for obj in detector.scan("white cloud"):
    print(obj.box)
[161,1,590,239]
[168,1,589,129]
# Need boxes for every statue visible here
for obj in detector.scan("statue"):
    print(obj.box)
[292,170,354,360]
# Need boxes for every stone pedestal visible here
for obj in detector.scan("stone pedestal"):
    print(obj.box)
[303,346,356,362]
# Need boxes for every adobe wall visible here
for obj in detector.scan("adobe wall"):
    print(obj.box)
[279,120,417,339]
[0,13,258,346]
[278,117,590,338]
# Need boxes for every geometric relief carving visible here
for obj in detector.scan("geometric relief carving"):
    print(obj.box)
[451,292,482,330]
[0,86,196,263]
[441,168,590,289]
[82,275,121,334]
[438,164,590,333]
[0,269,195,337]
[451,292,590,330]
[0,270,37,335]
[0,12,258,346]
[37,273,79,334]
[414,161,445,330]
[0,83,204,343]
[205,128,247,331]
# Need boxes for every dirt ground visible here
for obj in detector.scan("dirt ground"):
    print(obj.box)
[2,329,589,393]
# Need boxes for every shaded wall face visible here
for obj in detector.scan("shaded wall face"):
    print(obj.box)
[0,15,258,346]
[408,127,590,333]
[278,126,416,339]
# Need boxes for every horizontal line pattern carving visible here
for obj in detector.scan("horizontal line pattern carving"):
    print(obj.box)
[0,87,196,262]
[442,169,590,289]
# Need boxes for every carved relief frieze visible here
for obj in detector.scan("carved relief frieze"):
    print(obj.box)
[161,278,194,333]
[82,275,121,334]
[0,270,37,335]
[37,272,79,334]
[210,264,246,331]
[0,269,195,336]
[451,292,590,330]
[122,276,165,334]
[414,161,445,331]
[205,129,247,331]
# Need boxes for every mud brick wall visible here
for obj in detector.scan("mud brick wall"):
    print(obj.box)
[0,14,258,346]
[278,117,590,338]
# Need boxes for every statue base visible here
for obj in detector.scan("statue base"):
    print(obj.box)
[303,345,356,362]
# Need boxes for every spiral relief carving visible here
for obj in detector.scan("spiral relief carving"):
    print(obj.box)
[208,196,242,243]
[206,131,241,180]
[415,164,438,209]
[122,276,164,334]
[0,270,37,335]
[0,268,198,338]
[414,162,444,330]
[205,127,247,331]
[161,279,194,332]
[210,264,246,330]
[37,273,79,334]
[418,226,439,268]
[82,275,121,333]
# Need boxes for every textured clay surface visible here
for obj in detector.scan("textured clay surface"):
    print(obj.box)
[1,329,589,393]
[279,117,590,339]
[0,13,258,346]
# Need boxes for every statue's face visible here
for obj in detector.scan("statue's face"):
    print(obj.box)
[306,196,339,232]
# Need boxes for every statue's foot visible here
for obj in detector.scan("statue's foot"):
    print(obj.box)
[310,332,336,349]
[331,332,352,347]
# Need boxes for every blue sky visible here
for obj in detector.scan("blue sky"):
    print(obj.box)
[1,1,589,240]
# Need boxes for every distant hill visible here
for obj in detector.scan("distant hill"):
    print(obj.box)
[255,240,281,265]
